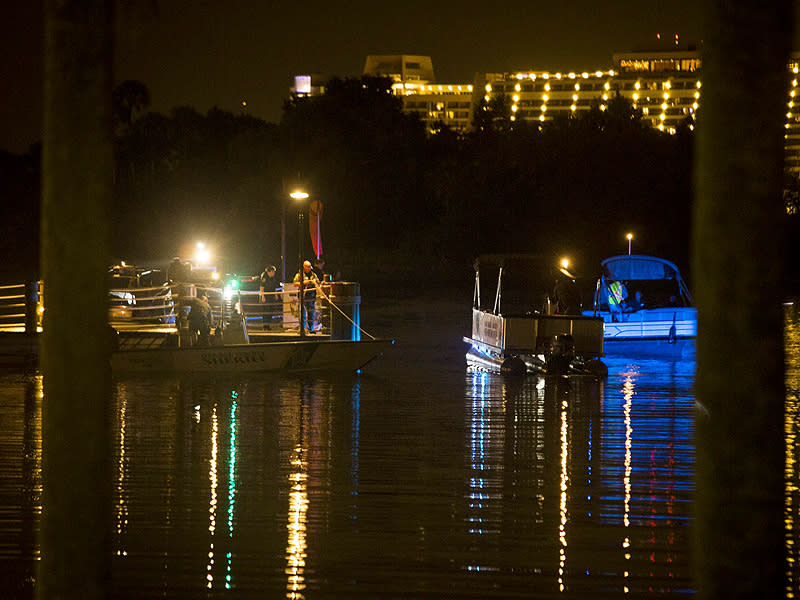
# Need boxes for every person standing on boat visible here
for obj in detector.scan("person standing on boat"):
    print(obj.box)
[293,260,320,333]
[188,294,213,345]
[608,280,628,318]
[553,276,582,315]
[259,265,281,329]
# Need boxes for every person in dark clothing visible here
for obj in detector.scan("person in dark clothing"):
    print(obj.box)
[553,276,582,315]
[259,265,281,328]
[626,289,644,311]
[188,294,213,345]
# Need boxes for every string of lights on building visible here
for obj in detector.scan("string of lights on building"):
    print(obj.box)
[291,47,800,172]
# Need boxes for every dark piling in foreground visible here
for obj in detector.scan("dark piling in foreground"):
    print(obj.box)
[39,2,114,599]
[693,2,791,598]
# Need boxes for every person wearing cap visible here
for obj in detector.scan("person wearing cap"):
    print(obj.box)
[259,264,281,329]
[293,260,320,333]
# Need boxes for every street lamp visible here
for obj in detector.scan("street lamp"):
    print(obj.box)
[626,232,633,255]
[290,190,310,336]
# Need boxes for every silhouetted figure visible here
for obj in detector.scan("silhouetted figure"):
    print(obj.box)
[553,277,582,315]
[188,294,213,345]
[259,265,281,328]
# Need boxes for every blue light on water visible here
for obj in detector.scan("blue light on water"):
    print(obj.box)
[225,391,239,589]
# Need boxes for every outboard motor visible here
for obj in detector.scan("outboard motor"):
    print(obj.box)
[546,334,575,374]
[500,356,527,376]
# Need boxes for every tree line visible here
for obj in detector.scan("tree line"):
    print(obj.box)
[4,75,796,287]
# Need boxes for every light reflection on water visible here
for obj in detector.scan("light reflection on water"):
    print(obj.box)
[2,303,800,597]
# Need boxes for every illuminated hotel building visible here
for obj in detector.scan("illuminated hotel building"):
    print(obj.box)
[361,50,800,173]
[362,54,475,132]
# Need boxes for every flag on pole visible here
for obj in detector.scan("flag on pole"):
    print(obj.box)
[308,199,323,259]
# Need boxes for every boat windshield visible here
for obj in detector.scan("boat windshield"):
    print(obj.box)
[599,255,692,309]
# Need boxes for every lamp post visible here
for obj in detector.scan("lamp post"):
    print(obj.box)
[626,232,633,255]
[280,200,287,284]
[290,190,310,336]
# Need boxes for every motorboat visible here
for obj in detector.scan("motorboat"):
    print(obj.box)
[464,254,607,377]
[583,254,697,358]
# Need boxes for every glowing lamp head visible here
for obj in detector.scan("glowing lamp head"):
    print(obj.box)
[290,190,309,201]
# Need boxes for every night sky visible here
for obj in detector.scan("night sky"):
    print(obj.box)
[0,1,720,154]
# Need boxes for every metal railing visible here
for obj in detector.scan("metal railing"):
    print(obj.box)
[0,280,364,340]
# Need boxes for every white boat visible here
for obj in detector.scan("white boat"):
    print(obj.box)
[583,254,697,358]
[464,254,607,377]
[111,336,393,374]
[111,280,392,374]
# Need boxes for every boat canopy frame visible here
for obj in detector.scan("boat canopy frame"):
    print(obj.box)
[473,253,556,316]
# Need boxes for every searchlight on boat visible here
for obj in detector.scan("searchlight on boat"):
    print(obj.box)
[194,242,212,265]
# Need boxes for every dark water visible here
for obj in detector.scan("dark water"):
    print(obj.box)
[1,297,798,599]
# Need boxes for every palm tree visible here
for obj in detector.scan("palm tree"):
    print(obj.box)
[112,79,151,128]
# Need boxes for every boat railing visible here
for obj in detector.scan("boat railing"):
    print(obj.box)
[1,279,365,341]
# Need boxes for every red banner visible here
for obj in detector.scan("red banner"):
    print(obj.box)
[308,199,323,259]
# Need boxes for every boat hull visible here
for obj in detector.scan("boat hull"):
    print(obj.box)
[584,307,697,359]
[111,339,393,374]
[602,336,695,360]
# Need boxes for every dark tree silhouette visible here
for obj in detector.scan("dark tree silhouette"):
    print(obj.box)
[112,79,150,128]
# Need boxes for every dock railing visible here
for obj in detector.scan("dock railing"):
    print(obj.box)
[0,282,43,334]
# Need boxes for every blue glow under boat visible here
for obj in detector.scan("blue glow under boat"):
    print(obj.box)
[583,254,697,359]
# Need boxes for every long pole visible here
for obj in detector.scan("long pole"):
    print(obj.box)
[298,210,305,337]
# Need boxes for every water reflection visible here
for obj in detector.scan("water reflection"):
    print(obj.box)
[786,302,800,598]
[4,305,800,597]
